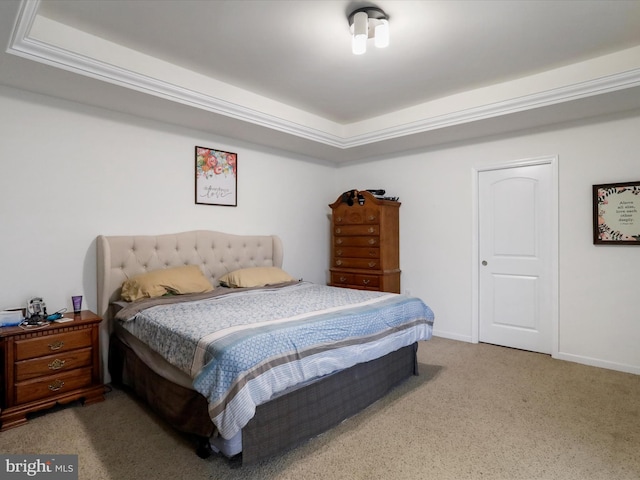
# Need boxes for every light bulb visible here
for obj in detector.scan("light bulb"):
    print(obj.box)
[352,11,368,55]
[374,19,389,48]
[352,34,367,55]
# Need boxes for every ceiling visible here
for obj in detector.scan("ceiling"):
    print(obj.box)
[1,0,640,164]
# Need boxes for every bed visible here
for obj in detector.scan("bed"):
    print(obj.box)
[97,230,434,465]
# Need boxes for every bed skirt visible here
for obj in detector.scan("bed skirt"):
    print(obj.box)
[109,333,418,465]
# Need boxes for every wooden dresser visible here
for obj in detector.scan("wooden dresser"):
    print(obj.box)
[329,190,401,293]
[0,310,105,430]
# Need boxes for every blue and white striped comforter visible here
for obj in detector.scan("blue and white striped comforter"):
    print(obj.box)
[117,282,435,439]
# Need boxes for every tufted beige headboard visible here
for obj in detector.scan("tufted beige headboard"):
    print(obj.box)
[96,230,283,322]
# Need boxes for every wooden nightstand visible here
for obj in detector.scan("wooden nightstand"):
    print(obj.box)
[0,310,105,430]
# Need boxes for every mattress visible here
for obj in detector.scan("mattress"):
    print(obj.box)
[109,330,420,463]
[99,230,435,464]
[115,282,434,440]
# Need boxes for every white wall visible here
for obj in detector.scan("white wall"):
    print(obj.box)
[336,111,640,374]
[1,84,639,376]
[0,85,333,321]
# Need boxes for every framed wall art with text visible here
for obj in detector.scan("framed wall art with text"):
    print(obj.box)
[195,146,237,206]
[593,181,640,245]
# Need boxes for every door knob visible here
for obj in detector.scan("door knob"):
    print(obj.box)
[482,260,488,266]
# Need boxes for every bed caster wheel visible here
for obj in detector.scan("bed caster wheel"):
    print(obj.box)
[196,439,213,459]
[228,454,242,469]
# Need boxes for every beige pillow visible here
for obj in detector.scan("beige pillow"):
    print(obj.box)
[219,266,295,288]
[121,265,214,301]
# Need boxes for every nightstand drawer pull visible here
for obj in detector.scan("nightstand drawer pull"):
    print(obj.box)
[48,380,65,391]
[48,359,66,370]
[362,279,370,285]
[368,227,374,233]
[368,261,376,267]
[48,341,64,351]
[340,276,347,282]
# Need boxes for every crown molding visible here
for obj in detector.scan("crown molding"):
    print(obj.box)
[7,1,348,148]
[342,68,640,148]
[8,0,640,151]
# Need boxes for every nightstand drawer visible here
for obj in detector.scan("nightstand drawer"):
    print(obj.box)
[15,347,93,382]
[15,367,93,405]
[14,329,93,361]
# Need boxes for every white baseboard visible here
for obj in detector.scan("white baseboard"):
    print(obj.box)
[432,330,473,343]
[554,352,640,375]
[431,332,639,375]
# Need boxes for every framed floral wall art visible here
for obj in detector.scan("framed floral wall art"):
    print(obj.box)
[195,146,237,206]
[593,181,640,244]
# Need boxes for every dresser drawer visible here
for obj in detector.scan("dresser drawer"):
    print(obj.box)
[333,258,380,269]
[333,207,379,225]
[330,272,354,286]
[334,225,379,236]
[15,367,93,405]
[14,329,93,361]
[330,273,380,289]
[354,274,380,289]
[15,347,93,382]
[334,247,379,259]
[335,236,378,247]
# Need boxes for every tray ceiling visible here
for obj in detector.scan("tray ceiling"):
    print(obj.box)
[2,0,640,163]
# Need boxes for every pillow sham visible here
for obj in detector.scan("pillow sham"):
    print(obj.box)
[219,266,295,288]
[121,265,214,301]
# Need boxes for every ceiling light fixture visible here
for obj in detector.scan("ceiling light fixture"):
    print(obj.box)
[348,7,389,55]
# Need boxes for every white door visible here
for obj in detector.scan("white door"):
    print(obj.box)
[478,163,553,354]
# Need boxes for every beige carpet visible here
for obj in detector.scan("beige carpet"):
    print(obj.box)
[1,337,639,480]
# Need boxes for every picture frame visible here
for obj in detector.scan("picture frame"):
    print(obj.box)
[195,146,237,206]
[593,181,640,245]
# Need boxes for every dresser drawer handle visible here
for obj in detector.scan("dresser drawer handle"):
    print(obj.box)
[48,359,66,370]
[369,251,376,257]
[48,380,65,392]
[336,228,342,234]
[368,227,374,233]
[336,249,343,256]
[368,239,376,245]
[362,279,370,285]
[336,239,343,245]
[336,260,343,266]
[336,216,343,223]
[368,261,376,268]
[368,215,376,221]
[339,276,347,282]
[48,341,64,351]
